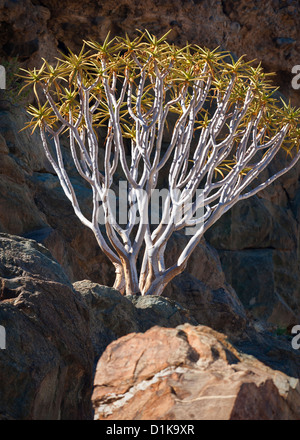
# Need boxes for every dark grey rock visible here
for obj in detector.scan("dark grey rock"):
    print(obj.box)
[0,233,71,286]
[219,248,300,327]
[163,272,247,339]
[0,233,94,420]
[73,280,197,363]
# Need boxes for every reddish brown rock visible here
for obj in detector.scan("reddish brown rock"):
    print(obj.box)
[1,0,300,329]
[73,279,197,362]
[1,0,299,106]
[92,324,300,420]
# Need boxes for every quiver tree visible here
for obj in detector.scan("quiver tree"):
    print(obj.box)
[21,31,300,296]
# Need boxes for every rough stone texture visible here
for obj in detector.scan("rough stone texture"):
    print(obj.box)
[1,3,300,420]
[0,109,48,235]
[205,162,300,327]
[1,0,299,105]
[218,249,300,327]
[164,233,248,337]
[165,272,247,338]
[0,233,94,420]
[0,0,300,329]
[92,324,300,420]
[73,279,197,362]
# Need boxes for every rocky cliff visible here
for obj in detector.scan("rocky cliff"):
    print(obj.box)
[0,0,300,420]
[1,0,300,327]
[1,232,300,420]
[1,0,299,103]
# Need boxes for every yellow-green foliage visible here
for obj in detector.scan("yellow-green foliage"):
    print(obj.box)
[20,30,300,166]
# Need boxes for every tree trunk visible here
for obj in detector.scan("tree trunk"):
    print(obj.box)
[144,262,187,296]
[117,257,140,296]
[113,263,126,295]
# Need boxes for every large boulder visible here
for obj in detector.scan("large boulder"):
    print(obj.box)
[92,324,300,420]
[74,256,248,367]
[0,233,94,420]
[73,280,197,362]
[1,0,300,332]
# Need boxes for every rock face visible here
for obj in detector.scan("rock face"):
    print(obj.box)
[74,280,197,362]
[1,0,299,105]
[0,233,94,420]
[165,273,247,338]
[92,324,300,420]
[164,234,248,337]
[0,232,247,420]
[1,3,300,420]
[0,233,249,420]
[0,1,300,329]
[205,163,300,327]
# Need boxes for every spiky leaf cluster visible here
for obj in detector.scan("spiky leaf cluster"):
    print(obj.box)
[20,30,300,167]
